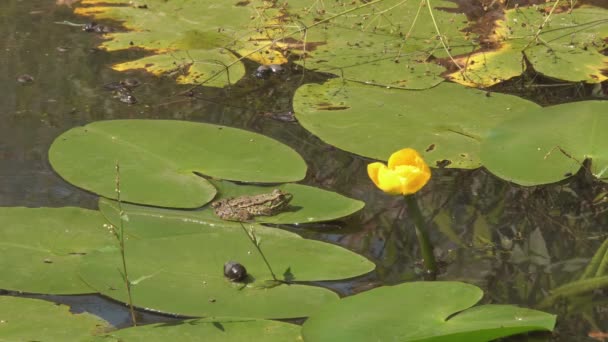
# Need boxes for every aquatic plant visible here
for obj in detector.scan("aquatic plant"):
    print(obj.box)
[368,148,437,275]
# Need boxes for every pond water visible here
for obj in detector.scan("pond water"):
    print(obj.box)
[1,0,607,339]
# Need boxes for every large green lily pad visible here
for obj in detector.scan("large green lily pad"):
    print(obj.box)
[0,207,114,294]
[481,101,608,186]
[78,221,374,318]
[449,3,608,87]
[49,120,307,208]
[302,282,556,341]
[294,79,540,169]
[99,180,364,229]
[93,317,301,341]
[0,296,110,340]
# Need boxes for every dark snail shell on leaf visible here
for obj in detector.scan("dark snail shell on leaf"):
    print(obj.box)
[224,261,247,282]
[254,64,285,79]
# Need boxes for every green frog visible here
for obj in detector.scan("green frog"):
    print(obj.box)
[211,189,293,222]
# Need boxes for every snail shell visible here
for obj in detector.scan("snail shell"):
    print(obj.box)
[254,64,285,79]
[224,261,247,282]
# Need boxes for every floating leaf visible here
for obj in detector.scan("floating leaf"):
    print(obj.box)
[75,0,254,87]
[78,218,374,317]
[73,0,607,89]
[303,282,556,342]
[73,0,474,89]
[281,0,474,89]
[208,180,365,223]
[481,101,608,185]
[294,79,540,169]
[449,3,608,86]
[0,207,114,294]
[0,296,110,340]
[93,317,301,341]
[49,120,307,208]
[99,180,364,229]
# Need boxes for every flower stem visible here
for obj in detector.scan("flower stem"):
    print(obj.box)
[404,195,437,278]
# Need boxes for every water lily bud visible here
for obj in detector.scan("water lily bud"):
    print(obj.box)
[367,148,431,195]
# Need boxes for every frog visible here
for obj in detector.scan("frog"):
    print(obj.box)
[211,189,293,222]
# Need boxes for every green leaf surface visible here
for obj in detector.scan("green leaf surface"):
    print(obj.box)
[78,222,374,318]
[113,49,245,87]
[0,296,110,341]
[294,79,540,169]
[75,0,253,87]
[209,180,365,224]
[449,3,608,86]
[49,120,307,208]
[93,317,301,341]
[74,0,473,89]
[283,0,474,89]
[302,282,556,342]
[481,101,608,185]
[99,181,364,228]
[0,207,114,294]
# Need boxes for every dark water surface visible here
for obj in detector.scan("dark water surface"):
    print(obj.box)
[1,0,607,339]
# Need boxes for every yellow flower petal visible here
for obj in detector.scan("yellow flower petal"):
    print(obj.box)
[388,148,420,169]
[376,167,405,195]
[367,162,385,189]
[399,167,431,195]
[368,148,432,195]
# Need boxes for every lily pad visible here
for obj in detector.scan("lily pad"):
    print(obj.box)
[448,3,608,87]
[49,120,307,208]
[75,0,254,87]
[94,317,301,341]
[99,180,364,229]
[280,0,474,89]
[302,282,556,342]
[73,0,473,89]
[0,207,114,294]
[481,101,608,186]
[293,79,540,169]
[78,219,374,317]
[0,296,110,340]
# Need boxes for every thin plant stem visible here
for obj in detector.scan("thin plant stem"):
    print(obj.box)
[404,195,437,278]
[425,0,464,74]
[115,161,137,326]
[240,223,278,281]
[522,0,564,51]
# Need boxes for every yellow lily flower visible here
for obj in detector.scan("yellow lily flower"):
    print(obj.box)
[367,148,431,195]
